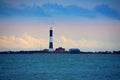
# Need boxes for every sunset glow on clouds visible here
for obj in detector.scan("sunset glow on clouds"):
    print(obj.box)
[0,33,119,51]
[0,33,48,50]
[0,0,120,51]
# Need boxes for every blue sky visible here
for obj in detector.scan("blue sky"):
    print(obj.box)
[0,0,120,19]
[0,0,120,51]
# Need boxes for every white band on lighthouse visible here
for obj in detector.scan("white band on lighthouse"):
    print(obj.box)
[50,37,53,42]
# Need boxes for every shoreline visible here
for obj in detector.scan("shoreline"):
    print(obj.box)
[0,51,120,54]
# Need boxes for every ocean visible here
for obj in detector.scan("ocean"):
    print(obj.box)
[0,54,120,80]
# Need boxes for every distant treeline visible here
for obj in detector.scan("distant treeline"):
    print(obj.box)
[0,50,120,54]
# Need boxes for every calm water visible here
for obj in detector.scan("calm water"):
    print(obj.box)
[0,54,120,80]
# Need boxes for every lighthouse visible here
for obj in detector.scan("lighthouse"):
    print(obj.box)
[49,27,54,52]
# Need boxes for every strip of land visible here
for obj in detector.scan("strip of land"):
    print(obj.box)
[0,50,120,54]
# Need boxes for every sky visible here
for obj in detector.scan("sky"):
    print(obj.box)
[0,0,120,51]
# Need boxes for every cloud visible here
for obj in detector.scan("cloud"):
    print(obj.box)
[0,33,48,51]
[79,39,101,48]
[59,36,102,49]
[59,36,78,47]
[55,36,120,51]
[0,3,48,17]
[94,5,120,19]
[42,4,95,17]
[79,39,120,51]
[0,34,120,51]
[0,2,120,19]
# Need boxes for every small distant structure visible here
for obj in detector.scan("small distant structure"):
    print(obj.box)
[69,48,80,53]
[55,47,65,53]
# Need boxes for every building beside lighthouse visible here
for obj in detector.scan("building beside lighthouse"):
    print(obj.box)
[49,27,54,52]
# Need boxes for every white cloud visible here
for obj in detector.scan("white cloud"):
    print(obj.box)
[54,36,120,51]
[0,33,48,51]
[0,34,120,51]
[3,0,120,11]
